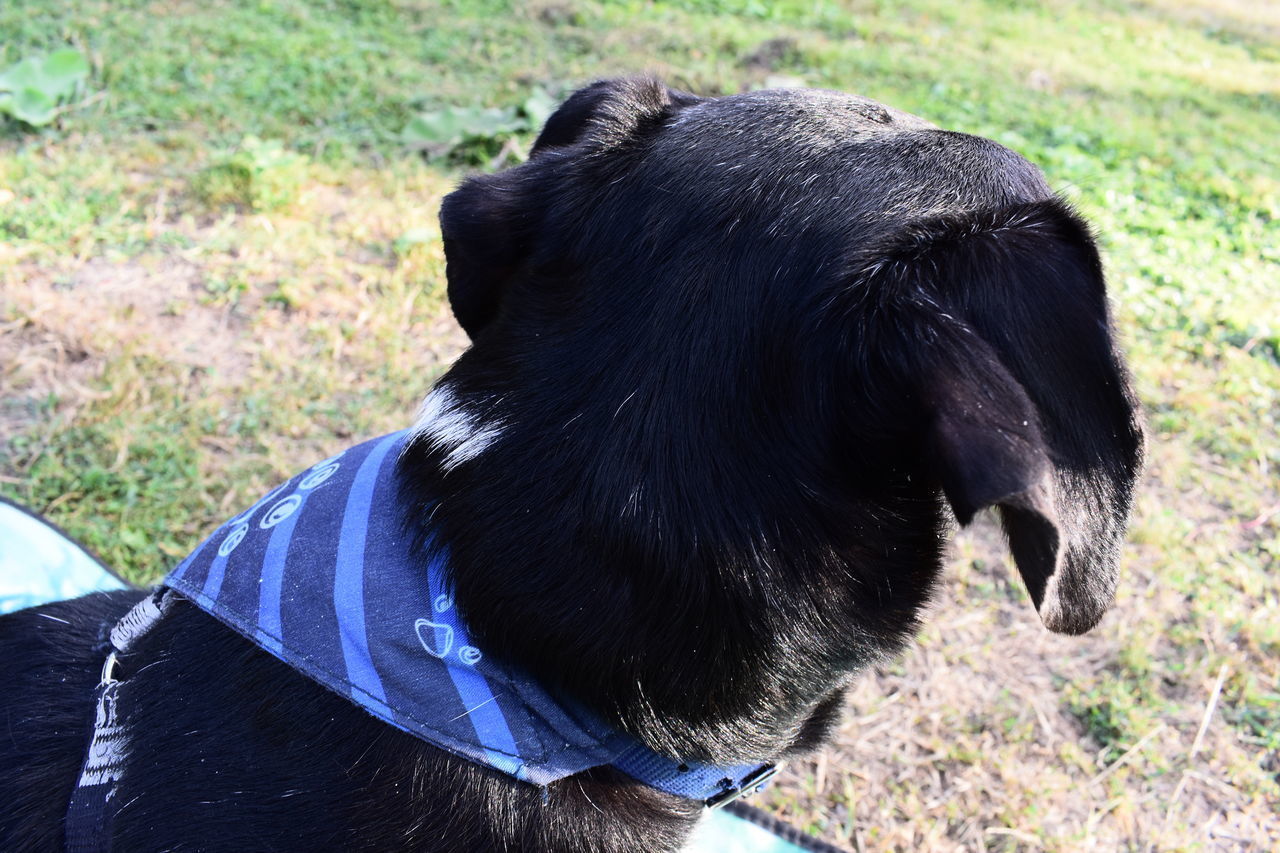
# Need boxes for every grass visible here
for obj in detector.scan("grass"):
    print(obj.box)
[1,0,1277,848]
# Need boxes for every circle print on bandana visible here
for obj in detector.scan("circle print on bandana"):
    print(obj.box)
[260,494,303,530]
[299,461,340,490]
[217,522,251,557]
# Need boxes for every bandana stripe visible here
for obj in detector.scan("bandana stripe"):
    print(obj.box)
[255,495,306,656]
[333,433,400,718]
[198,545,233,604]
[423,545,525,778]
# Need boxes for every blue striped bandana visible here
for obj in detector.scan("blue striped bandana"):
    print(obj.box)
[164,431,772,803]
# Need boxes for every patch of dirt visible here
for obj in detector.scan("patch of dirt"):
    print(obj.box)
[63,257,250,372]
[2,256,252,387]
[0,312,102,444]
[0,256,259,453]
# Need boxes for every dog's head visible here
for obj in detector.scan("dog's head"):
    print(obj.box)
[408,78,1143,754]
[431,78,1142,633]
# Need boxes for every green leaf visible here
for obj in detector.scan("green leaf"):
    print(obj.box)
[42,49,91,98]
[402,105,527,151]
[0,57,46,93]
[448,105,524,139]
[402,109,466,148]
[8,87,57,126]
[393,227,438,255]
[0,49,90,127]
[521,87,558,132]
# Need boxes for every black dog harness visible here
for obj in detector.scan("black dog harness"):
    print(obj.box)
[65,590,174,853]
[66,432,777,850]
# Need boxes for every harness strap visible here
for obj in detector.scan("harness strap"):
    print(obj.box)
[65,590,174,853]
[109,591,171,653]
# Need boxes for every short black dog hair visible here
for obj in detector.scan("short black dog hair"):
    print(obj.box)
[1,78,1142,852]
[407,78,1143,762]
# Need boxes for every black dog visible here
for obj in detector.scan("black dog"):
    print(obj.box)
[0,79,1143,852]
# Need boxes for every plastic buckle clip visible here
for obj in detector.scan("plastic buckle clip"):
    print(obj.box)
[705,764,779,809]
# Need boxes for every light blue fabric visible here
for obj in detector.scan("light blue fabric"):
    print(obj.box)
[0,501,127,614]
[686,809,820,852]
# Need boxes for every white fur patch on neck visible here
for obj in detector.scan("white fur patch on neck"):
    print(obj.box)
[410,384,503,472]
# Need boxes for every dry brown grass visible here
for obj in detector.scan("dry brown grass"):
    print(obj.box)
[758,507,1280,851]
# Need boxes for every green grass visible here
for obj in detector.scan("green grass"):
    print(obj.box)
[2,0,1277,847]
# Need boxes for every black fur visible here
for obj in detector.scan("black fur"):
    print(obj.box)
[0,78,1142,852]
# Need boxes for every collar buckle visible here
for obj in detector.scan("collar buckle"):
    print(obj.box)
[704,763,779,809]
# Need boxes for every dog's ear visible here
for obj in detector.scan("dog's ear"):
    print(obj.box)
[861,198,1144,634]
[918,331,1085,632]
[438,169,536,339]
[441,79,699,338]
[531,77,700,155]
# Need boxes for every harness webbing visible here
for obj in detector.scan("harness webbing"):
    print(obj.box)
[65,591,174,853]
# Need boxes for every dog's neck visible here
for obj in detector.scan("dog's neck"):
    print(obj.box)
[398,370,946,764]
